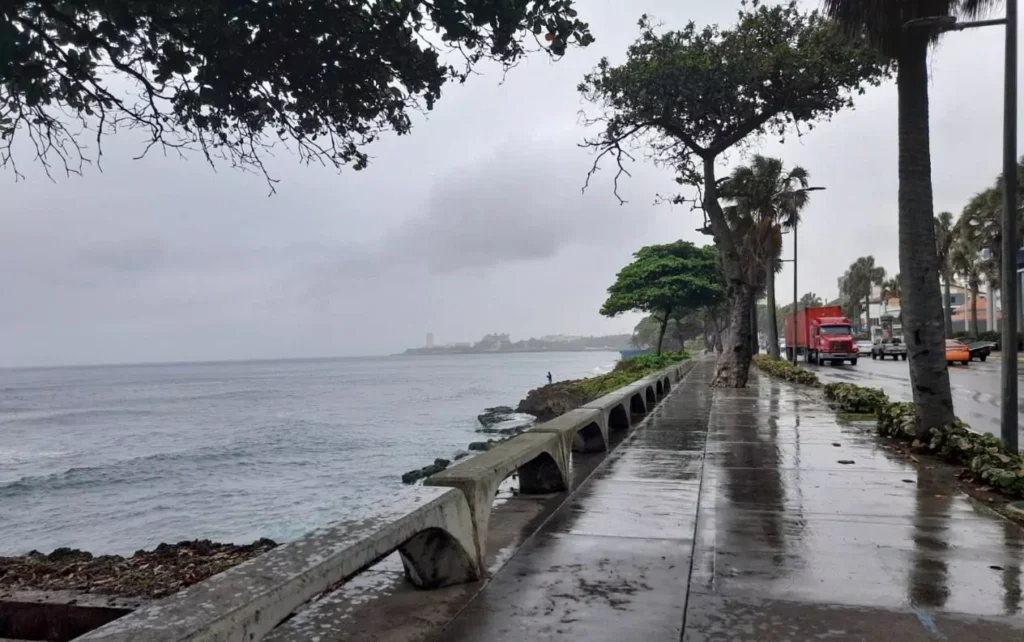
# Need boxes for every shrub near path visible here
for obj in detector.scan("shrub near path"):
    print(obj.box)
[751,355,820,387]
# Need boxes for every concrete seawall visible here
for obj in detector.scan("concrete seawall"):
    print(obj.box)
[64,359,698,642]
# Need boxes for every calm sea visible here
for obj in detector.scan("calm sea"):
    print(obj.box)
[0,352,617,556]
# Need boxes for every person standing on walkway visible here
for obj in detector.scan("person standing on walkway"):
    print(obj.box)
[547,371,553,384]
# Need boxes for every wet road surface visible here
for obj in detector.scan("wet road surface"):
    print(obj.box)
[804,356,1024,443]
[439,359,1024,641]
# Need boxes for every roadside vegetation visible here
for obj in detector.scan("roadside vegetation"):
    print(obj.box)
[824,383,1024,496]
[600,242,723,356]
[575,352,690,399]
[751,355,820,387]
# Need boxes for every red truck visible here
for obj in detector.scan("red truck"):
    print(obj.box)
[784,306,858,366]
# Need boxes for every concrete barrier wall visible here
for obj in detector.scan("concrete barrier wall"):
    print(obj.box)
[80,360,693,641]
[78,488,478,642]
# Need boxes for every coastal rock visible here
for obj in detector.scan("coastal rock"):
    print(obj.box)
[516,380,588,423]
[400,459,450,485]
[477,406,516,427]
[476,425,529,436]
[468,441,494,452]
[453,451,470,461]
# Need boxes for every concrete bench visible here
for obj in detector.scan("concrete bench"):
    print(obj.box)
[425,431,568,563]
[581,388,634,433]
[618,381,652,417]
[631,377,659,408]
[78,487,479,642]
[532,407,607,455]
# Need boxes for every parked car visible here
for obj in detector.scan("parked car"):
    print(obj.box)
[855,340,874,355]
[871,337,907,360]
[965,340,996,362]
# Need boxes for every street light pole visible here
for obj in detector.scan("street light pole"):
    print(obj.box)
[778,186,825,365]
[1001,0,1019,453]
[792,222,799,365]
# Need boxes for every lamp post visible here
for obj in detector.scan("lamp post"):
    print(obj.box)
[781,186,826,364]
[905,9,1018,452]
[1001,0,1019,454]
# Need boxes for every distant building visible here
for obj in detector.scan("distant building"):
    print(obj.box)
[537,334,583,343]
[426,333,434,348]
[476,333,513,351]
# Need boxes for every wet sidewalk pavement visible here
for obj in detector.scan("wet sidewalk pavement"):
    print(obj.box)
[438,359,1024,641]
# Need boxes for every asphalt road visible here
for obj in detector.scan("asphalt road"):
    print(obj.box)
[804,355,1024,442]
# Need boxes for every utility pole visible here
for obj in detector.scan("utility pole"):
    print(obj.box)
[792,222,799,365]
[1001,0,1019,453]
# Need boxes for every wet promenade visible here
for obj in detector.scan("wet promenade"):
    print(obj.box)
[438,359,1024,641]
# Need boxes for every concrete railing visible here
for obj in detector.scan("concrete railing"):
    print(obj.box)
[78,360,693,642]
[77,487,478,642]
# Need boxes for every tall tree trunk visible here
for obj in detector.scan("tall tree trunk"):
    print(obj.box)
[970,282,980,338]
[700,157,755,387]
[896,39,955,437]
[716,281,757,387]
[765,258,781,359]
[750,298,759,355]
[987,283,997,331]
[864,295,871,334]
[655,310,671,356]
[943,269,953,338]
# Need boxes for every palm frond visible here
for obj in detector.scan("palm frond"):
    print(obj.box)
[822,0,1000,54]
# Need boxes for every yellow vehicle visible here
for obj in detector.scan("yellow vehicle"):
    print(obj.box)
[945,340,971,366]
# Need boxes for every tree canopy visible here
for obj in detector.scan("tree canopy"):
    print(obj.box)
[958,158,1024,278]
[823,0,996,57]
[579,0,888,385]
[800,292,824,308]
[579,1,887,201]
[602,241,724,354]
[839,256,886,328]
[1,0,592,182]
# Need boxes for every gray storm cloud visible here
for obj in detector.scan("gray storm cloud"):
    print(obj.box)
[0,0,1017,366]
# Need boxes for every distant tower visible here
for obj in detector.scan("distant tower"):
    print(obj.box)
[426,333,434,348]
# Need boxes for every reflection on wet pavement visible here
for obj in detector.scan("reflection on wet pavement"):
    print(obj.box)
[440,359,1024,641]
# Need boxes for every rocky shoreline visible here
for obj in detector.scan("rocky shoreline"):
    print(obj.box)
[399,379,592,484]
[0,539,278,599]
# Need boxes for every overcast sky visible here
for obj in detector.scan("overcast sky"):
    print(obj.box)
[0,0,1017,367]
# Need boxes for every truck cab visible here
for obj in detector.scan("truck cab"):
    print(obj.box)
[809,316,856,366]
[784,306,859,366]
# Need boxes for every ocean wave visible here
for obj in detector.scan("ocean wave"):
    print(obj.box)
[0,447,69,465]
[0,424,376,498]
[0,446,259,498]
[0,407,160,427]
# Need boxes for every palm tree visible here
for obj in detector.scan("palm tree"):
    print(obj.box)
[842,256,886,332]
[800,292,824,308]
[881,275,902,311]
[935,211,956,338]
[959,164,1024,334]
[950,234,983,335]
[719,156,811,360]
[822,0,993,434]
